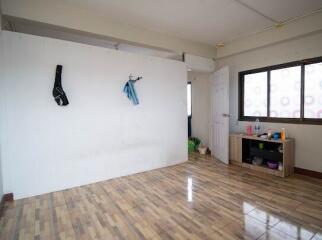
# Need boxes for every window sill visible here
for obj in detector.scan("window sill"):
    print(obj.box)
[238,117,322,125]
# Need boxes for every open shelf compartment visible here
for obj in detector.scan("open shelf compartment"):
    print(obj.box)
[242,138,283,171]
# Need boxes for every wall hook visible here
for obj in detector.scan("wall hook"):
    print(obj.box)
[129,75,142,81]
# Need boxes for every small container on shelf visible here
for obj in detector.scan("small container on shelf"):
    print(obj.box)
[267,161,278,169]
[252,157,263,166]
[267,129,273,140]
[278,162,283,171]
[246,125,253,136]
[278,145,283,153]
[281,128,286,140]
[273,132,280,140]
[254,118,261,135]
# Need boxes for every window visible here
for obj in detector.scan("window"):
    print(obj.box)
[239,56,322,124]
[304,62,322,119]
[244,72,267,117]
[187,82,192,117]
[270,66,301,118]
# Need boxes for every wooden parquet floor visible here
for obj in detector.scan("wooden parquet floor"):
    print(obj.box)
[1,153,322,240]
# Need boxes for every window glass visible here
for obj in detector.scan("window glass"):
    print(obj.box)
[244,72,267,117]
[270,66,301,118]
[304,63,322,119]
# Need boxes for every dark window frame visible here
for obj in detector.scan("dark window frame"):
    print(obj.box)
[239,56,322,125]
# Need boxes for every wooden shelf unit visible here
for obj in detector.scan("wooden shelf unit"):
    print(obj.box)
[229,133,295,177]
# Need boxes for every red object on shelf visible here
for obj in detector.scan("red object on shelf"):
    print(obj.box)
[246,125,253,136]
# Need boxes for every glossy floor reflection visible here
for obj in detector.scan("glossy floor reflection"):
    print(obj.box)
[0,153,322,239]
[187,177,193,202]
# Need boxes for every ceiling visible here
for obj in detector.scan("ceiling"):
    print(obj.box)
[61,0,322,46]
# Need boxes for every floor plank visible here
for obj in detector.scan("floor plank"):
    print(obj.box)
[1,153,322,240]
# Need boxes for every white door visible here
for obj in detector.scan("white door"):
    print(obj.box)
[211,66,229,164]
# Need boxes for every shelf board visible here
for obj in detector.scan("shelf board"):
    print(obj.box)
[242,162,284,177]
[230,133,293,143]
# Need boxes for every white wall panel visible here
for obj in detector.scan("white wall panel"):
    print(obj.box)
[0,31,187,199]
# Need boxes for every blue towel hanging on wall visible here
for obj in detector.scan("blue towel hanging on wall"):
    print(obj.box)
[123,79,140,105]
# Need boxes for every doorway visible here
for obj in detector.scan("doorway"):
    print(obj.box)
[211,66,230,164]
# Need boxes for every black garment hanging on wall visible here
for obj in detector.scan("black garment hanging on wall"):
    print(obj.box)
[53,65,69,106]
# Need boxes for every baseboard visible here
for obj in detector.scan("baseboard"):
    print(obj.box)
[294,167,322,179]
[0,193,14,218]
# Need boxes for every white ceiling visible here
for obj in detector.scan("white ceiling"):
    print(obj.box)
[47,0,322,45]
[239,0,322,22]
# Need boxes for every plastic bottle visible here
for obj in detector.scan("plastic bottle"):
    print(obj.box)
[254,118,261,135]
[267,129,272,140]
[281,128,286,140]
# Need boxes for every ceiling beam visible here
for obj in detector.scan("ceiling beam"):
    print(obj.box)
[2,15,183,61]
[216,10,322,59]
[1,0,216,58]
[232,0,278,23]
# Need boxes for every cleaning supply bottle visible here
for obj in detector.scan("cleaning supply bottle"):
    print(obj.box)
[281,128,286,140]
[254,118,261,135]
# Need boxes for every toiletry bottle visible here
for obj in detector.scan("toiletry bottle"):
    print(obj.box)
[246,125,253,136]
[254,118,260,135]
[281,128,286,140]
[267,129,272,140]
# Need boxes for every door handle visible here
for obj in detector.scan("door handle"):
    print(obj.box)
[222,113,230,117]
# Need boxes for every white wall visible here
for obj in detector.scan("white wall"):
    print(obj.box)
[0,12,4,197]
[217,31,322,172]
[0,155,2,197]
[188,72,210,147]
[0,31,187,199]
